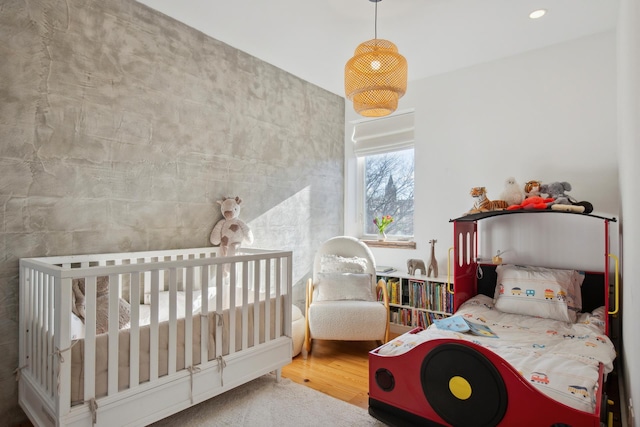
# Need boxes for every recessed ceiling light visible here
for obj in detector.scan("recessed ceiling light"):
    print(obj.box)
[529,9,547,19]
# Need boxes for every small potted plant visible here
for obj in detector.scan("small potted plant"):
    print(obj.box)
[373,215,393,241]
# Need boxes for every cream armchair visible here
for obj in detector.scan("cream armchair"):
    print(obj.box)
[304,236,389,356]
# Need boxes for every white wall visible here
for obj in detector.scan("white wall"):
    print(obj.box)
[617,0,639,425]
[345,31,618,277]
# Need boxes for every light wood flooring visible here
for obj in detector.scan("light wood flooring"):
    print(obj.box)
[281,339,383,410]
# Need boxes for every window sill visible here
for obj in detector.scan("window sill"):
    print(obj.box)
[362,240,416,249]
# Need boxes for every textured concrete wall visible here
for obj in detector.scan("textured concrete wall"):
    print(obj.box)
[0,0,344,422]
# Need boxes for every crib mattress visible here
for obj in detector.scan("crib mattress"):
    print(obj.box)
[70,293,284,405]
[376,294,615,413]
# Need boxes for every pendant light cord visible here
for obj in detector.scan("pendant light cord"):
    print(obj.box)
[374,0,378,39]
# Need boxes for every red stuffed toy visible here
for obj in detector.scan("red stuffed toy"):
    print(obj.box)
[507,196,554,211]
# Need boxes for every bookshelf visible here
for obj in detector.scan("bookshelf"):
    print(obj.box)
[377,271,454,334]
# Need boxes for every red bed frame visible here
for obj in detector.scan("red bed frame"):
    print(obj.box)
[368,210,618,427]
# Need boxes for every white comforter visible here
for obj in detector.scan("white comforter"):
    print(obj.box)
[377,294,616,413]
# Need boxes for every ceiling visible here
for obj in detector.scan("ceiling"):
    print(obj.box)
[136,0,619,97]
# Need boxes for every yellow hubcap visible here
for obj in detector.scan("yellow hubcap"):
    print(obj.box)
[449,376,472,400]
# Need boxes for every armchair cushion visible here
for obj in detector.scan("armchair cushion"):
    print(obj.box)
[320,254,368,274]
[315,273,374,302]
[308,300,388,341]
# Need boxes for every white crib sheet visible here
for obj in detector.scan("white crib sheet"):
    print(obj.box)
[377,294,616,414]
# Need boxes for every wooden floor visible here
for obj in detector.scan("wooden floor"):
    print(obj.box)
[282,339,382,410]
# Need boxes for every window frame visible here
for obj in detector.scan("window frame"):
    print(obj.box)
[352,110,415,242]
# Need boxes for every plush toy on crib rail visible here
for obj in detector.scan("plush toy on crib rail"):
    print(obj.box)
[210,196,254,259]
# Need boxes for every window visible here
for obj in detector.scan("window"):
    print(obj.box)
[352,110,415,239]
[364,149,414,237]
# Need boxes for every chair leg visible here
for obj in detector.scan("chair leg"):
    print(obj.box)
[304,278,312,358]
[304,333,312,355]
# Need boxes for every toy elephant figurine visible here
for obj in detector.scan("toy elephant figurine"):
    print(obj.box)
[407,259,427,275]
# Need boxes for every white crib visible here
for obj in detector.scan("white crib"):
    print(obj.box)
[18,247,293,427]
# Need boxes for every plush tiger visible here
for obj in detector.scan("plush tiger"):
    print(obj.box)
[524,180,542,198]
[469,187,509,213]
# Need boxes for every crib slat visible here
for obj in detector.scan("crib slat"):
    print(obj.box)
[200,265,209,364]
[18,266,29,392]
[241,261,249,350]
[41,274,49,394]
[47,277,55,396]
[129,272,140,388]
[229,264,236,355]
[39,272,47,384]
[20,267,29,374]
[168,268,177,375]
[55,276,73,416]
[215,265,223,358]
[107,273,120,395]
[253,261,261,347]
[185,267,193,368]
[35,271,42,385]
[29,270,39,386]
[150,270,159,382]
[43,274,55,396]
[265,260,271,342]
[275,259,282,338]
[84,276,97,402]
[284,255,292,339]
[27,269,35,379]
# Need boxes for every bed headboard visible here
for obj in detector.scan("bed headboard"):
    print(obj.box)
[476,264,606,314]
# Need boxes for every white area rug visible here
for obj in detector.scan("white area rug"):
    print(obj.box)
[151,374,386,427]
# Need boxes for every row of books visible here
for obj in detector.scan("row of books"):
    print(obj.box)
[408,279,454,313]
[377,277,453,314]
[378,277,409,305]
[390,307,412,326]
[390,308,449,328]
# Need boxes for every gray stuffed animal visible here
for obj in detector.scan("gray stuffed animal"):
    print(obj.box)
[539,181,593,213]
[540,181,573,206]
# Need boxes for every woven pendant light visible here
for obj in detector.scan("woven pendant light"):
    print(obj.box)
[345,0,407,117]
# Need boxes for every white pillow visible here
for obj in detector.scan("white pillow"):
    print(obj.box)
[315,273,374,302]
[320,254,368,274]
[493,264,583,323]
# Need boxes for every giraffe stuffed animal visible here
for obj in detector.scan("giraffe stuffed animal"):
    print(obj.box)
[427,239,438,278]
